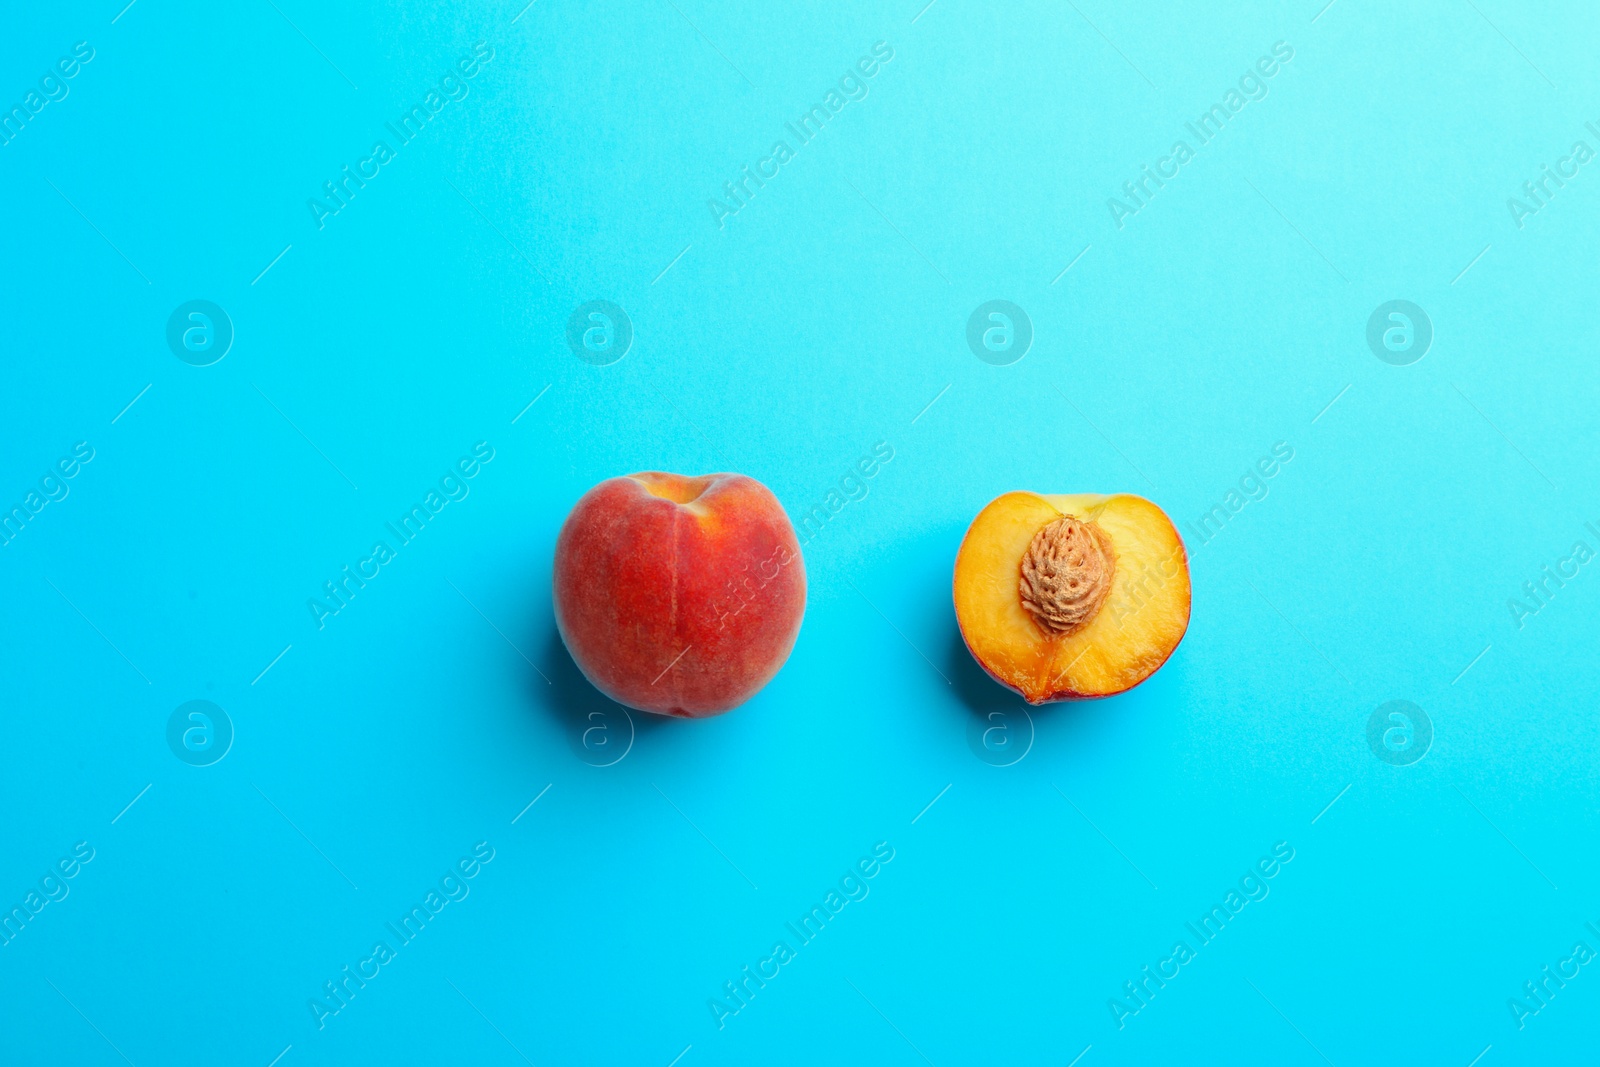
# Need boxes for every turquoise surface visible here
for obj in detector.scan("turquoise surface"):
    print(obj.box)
[3,1,1598,1063]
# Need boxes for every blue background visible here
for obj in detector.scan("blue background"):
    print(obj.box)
[2,0,1597,1063]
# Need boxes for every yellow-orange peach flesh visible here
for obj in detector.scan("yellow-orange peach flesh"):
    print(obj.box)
[953,493,1190,703]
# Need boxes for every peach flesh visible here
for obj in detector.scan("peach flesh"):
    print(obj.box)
[953,492,1190,703]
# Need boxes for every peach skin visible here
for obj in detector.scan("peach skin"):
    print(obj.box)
[553,472,806,717]
[953,492,1190,703]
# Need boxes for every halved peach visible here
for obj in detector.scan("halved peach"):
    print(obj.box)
[953,493,1190,703]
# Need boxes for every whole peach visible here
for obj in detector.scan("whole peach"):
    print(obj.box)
[553,472,806,717]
